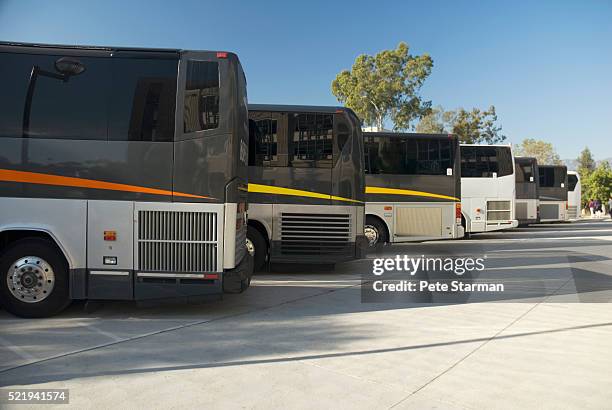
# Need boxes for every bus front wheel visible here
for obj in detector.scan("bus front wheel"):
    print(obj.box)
[0,238,70,318]
[365,216,388,247]
[247,226,268,272]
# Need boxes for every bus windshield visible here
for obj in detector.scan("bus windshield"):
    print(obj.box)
[461,146,513,178]
[365,135,455,175]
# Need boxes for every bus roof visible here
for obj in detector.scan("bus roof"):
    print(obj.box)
[538,164,567,170]
[0,41,236,60]
[515,156,538,165]
[249,104,351,114]
[364,131,457,141]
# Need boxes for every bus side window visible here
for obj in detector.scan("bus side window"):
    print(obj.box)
[0,52,109,140]
[290,113,333,168]
[183,61,220,133]
[109,57,177,142]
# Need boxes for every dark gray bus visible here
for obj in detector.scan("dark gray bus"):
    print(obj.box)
[538,164,568,222]
[0,42,253,317]
[514,157,540,225]
[246,104,366,270]
[363,132,463,246]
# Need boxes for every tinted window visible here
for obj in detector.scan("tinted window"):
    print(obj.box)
[249,116,278,166]
[515,161,535,183]
[539,167,566,188]
[461,146,513,178]
[0,52,109,140]
[568,174,578,191]
[365,136,453,175]
[109,58,177,142]
[183,61,219,133]
[290,113,333,168]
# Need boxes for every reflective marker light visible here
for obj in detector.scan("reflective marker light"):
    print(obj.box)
[104,231,117,241]
[384,206,393,211]
[204,274,219,280]
[103,256,117,265]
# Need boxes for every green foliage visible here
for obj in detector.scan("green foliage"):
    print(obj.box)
[416,105,505,144]
[514,138,561,165]
[331,42,433,130]
[583,162,612,204]
[576,147,597,206]
[576,147,596,177]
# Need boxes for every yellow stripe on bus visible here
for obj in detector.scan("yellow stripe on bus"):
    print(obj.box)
[248,183,362,203]
[365,186,459,201]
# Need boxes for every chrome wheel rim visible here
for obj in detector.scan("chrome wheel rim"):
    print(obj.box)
[246,238,255,257]
[7,256,55,303]
[364,225,379,247]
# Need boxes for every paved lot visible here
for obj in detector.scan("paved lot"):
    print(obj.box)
[1,219,611,409]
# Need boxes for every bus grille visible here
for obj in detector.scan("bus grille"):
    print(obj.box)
[487,200,511,222]
[137,210,218,272]
[280,213,351,255]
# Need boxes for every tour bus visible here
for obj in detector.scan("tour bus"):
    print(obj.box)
[538,165,568,222]
[514,156,540,225]
[460,144,519,234]
[567,171,581,219]
[246,104,366,270]
[0,42,253,317]
[363,132,463,247]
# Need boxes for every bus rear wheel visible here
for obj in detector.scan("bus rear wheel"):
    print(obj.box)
[0,238,70,318]
[247,226,268,272]
[365,216,388,248]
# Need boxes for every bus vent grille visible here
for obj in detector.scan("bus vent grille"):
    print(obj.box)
[487,200,511,221]
[280,213,351,255]
[137,211,218,272]
[568,205,578,219]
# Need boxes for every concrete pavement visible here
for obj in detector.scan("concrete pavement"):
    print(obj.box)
[0,219,611,409]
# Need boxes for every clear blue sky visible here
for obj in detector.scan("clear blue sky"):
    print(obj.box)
[1,0,610,160]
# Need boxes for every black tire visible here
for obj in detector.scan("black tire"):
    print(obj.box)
[247,226,268,272]
[0,238,71,318]
[365,216,388,248]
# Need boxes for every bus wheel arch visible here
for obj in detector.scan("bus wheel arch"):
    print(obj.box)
[247,221,269,272]
[0,236,71,318]
[365,215,389,247]
[460,213,472,239]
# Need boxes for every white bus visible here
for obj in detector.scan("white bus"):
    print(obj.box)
[567,171,581,219]
[460,144,518,234]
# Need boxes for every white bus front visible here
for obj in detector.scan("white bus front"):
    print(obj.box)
[460,144,518,233]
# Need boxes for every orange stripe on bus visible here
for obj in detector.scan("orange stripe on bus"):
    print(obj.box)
[0,169,212,200]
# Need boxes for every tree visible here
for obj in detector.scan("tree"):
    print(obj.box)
[416,105,505,144]
[584,162,612,204]
[576,147,596,177]
[514,138,561,165]
[331,42,433,130]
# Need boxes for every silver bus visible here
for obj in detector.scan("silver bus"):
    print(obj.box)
[363,132,463,247]
[514,156,540,225]
[538,165,568,222]
[0,42,253,317]
[246,104,366,270]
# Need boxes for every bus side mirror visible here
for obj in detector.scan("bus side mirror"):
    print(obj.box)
[529,176,534,182]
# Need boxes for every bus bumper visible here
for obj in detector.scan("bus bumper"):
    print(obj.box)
[223,253,254,294]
